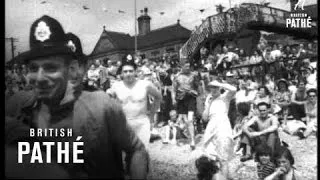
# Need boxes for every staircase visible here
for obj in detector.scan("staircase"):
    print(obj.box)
[180,3,317,60]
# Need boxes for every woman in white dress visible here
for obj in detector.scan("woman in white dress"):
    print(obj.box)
[201,80,237,179]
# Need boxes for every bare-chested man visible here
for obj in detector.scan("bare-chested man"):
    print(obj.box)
[107,55,162,148]
[240,102,281,162]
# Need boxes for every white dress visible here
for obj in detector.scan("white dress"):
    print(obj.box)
[203,90,235,161]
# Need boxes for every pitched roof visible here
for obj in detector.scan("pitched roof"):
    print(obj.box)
[90,29,132,56]
[90,23,191,57]
[107,31,133,50]
[135,23,191,49]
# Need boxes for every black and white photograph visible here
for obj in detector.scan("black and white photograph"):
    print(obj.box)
[5,0,317,179]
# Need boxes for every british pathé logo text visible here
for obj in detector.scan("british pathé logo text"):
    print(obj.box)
[286,13,312,28]
[18,128,84,164]
[286,0,312,28]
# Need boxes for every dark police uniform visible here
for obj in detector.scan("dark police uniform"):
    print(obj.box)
[5,15,148,179]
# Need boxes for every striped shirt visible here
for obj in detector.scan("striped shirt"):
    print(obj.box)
[257,162,276,180]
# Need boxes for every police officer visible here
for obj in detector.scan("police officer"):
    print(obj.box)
[65,32,87,85]
[5,15,149,179]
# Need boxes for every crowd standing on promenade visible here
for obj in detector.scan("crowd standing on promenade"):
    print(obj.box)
[5,14,317,180]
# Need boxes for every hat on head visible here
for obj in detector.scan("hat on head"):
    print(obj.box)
[208,80,221,87]
[17,15,76,63]
[306,88,317,95]
[65,33,83,57]
[118,54,137,72]
[277,78,289,88]
[65,32,86,64]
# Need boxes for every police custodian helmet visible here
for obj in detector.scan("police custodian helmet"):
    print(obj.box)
[18,15,78,63]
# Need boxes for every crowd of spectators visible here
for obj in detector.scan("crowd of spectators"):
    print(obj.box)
[5,37,317,180]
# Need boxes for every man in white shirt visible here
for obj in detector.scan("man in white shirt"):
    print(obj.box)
[107,55,162,148]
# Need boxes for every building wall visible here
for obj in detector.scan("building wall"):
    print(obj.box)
[89,41,187,65]
[140,42,185,61]
[88,52,128,66]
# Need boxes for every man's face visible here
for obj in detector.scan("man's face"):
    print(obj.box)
[308,92,317,103]
[258,88,266,97]
[28,56,69,101]
[121,65,136,83]
[297,82,306,90]
[302,70,310,77]
[226,76,234,83]
[95,60,101,66]
[279,82,287,91]
[299,44,304,49]
[258,105,269,118]
[170,111,177,121]
[69,60,86,83]
[209,86,220,97]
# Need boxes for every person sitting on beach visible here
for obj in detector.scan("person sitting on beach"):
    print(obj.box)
[255,143,277,180]
[265,146,303,180]
[273,79,292,126]
[240,102,281,162]
[296,88,317,139]
[162,110,187,145]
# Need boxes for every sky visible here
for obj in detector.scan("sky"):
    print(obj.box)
[5,0,317,62]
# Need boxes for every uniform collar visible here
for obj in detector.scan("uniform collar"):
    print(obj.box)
[59,81,81,105]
